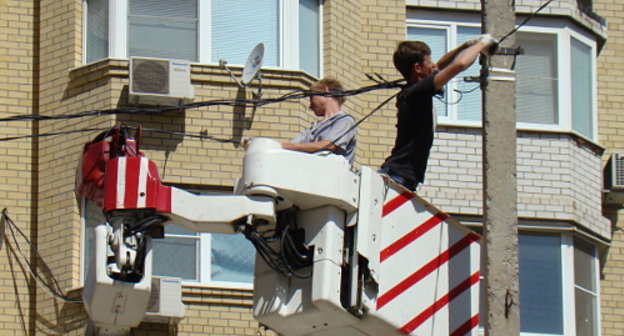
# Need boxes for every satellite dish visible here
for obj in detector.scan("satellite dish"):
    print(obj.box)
[241,43,264,85]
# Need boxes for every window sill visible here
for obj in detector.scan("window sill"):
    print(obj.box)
[436,121,604,156]
[69,58,318,92]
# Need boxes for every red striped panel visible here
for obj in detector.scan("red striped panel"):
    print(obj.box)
[399,272,480,334]
[124,157,140,209]
[380,212,449,262]
[382,191,415,217]
[449,314,480,336]
[377,233,480,310]
[103,158,120,212]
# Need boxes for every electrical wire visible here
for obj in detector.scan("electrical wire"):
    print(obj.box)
[0,79,404,125]
[1,209,82,303]
[322,92,400,152]
[498,0,557,44]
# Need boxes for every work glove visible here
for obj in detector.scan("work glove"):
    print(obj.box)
[465,33,492,47]
[480,35,499,57]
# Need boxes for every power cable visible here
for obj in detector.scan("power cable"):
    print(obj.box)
[0,79,404,125]
[1,209,82,303]
[498,0,557,44]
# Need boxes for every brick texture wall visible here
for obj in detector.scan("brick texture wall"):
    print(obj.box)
[0,0,36,335]
[594,0,624,334]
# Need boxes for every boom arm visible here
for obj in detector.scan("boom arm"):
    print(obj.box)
[78,127,481,336]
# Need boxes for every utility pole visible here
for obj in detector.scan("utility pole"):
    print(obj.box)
[480,1,520,335]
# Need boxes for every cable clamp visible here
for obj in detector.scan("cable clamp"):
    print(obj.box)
[487,67,516,82]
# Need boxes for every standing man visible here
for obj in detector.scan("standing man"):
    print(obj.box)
[380,35,496,190]
[282,78,357,164]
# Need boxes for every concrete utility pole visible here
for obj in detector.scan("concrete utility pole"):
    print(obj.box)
[480,1,520,335]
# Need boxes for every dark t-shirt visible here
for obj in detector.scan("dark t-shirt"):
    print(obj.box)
[381,76,438,189]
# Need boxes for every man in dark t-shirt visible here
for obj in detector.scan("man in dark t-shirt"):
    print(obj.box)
[381,35,497,190]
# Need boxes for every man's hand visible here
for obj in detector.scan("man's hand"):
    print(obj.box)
[480,35,499,57]
[241,136,254,149]
[465,33,492,47]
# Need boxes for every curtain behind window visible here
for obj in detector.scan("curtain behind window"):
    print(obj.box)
[519,233,564,334]
[211,0,279,67]
[86,0,108,63]
[456,26,482,121]
[516,33,558,124]
[152,224,198,280]
[211,233,255,283]
[128,0,198,61]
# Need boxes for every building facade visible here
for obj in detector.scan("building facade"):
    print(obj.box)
[0,0,620,335]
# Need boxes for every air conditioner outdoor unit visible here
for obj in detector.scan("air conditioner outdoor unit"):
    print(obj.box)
[606,153,624,189]
[129,57,195,106]
[604,153,624,205]
[143,276,185,324]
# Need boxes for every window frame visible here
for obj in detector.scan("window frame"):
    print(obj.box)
[82,0,323,77]
[475,229,601,336]
[405,17,597,141]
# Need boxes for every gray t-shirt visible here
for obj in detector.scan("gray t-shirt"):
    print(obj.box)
[292,111,357,163]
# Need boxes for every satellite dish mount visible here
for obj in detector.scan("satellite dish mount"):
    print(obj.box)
[219,43,264,98]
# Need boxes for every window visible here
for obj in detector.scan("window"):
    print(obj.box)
[84,0,322,77]
[573,237,599,336]
[518,233,564,334]
[406,16,597,140]
[81,192,255,288]
[477,231,601,335]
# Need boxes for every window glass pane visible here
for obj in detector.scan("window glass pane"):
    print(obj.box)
[299,0,320,77]
[152,236,198,280]
[574,236,598,336]
[516,32,558,124]
[575,287,597,336]
[519,233,563,334]
[571,37,593,139]
[128,0,198,61]
[86,0,109,63]
[574,237,596,291]
[211,233,255,283]
[456,26,482,121]
[212,0,279,67]
[407,27,448,117]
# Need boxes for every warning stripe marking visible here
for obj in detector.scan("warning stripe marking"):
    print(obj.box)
[377,233,480,310]
[382,190,415,217]
[449,314,480,336]
[380,211,448,263]
[399,271,480,335]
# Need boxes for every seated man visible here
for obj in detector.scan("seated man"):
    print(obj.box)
[281,78,357,164]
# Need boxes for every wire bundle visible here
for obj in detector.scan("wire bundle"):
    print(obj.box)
[1,209,82,303]
[241,208,313,279]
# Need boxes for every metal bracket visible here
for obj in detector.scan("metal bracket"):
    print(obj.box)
[494,46,524,56]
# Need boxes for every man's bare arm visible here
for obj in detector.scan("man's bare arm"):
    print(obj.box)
[433,38,495,91]
[281,140,338,153]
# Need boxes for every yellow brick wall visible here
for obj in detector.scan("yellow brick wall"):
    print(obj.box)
[0,0,36,335]
[595,0,624,334]
[357,0,405,167]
